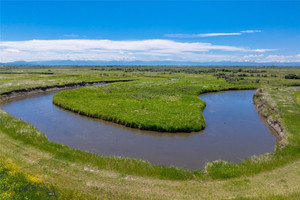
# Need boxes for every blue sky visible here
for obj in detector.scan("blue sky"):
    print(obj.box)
[1,0,300,64]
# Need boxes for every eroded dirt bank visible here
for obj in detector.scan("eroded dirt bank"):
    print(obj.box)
[0,79,134,104]
[254,89,285,148]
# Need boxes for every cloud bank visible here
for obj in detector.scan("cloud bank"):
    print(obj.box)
[0,39,278,63]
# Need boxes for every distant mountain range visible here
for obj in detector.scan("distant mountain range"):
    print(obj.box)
[1,60,300,67]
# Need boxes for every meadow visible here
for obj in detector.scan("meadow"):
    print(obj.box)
[53,67,298,132]
[0,66,300,199]
[53,78,255,133]
[295,92,300,106]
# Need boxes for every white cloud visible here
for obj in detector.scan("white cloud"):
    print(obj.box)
[240,30,262,33]
[199,33,242,37]
[243,54,264,58]
[63,34,87,38]
[262,54,300,63]
[165,30,262,38]
[165,32,242,38]
[239,54,300,63]
[0,39,275,63]
[253,49,276,53]
[3,48,20,53]
[64,34,80,38]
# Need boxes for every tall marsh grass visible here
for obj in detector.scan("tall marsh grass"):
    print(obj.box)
[53,78,257,132]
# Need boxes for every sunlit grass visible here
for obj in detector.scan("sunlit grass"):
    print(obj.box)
[1,66,300,199]
[0,159,87,199]
[53,78,257,132]
[294,92,300,106]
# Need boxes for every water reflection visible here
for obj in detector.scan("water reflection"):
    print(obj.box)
[1,89,276,170]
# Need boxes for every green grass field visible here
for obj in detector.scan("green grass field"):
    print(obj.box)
[53,78,257,132]
[52,67,299,133]
[53,80,207,133]
[295,92,300,106]
[1,66,300,199]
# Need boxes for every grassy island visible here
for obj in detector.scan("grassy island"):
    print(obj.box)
[53,77,259,132]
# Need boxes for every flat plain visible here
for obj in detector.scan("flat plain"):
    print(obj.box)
[1,66,300,199]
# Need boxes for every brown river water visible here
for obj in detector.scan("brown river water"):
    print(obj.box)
[1,87,276,170]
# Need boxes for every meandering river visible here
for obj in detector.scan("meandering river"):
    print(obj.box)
[1,87,276,170]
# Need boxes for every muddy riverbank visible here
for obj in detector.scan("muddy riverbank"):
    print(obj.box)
[254,89,285,148]
[0,79,135,104]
